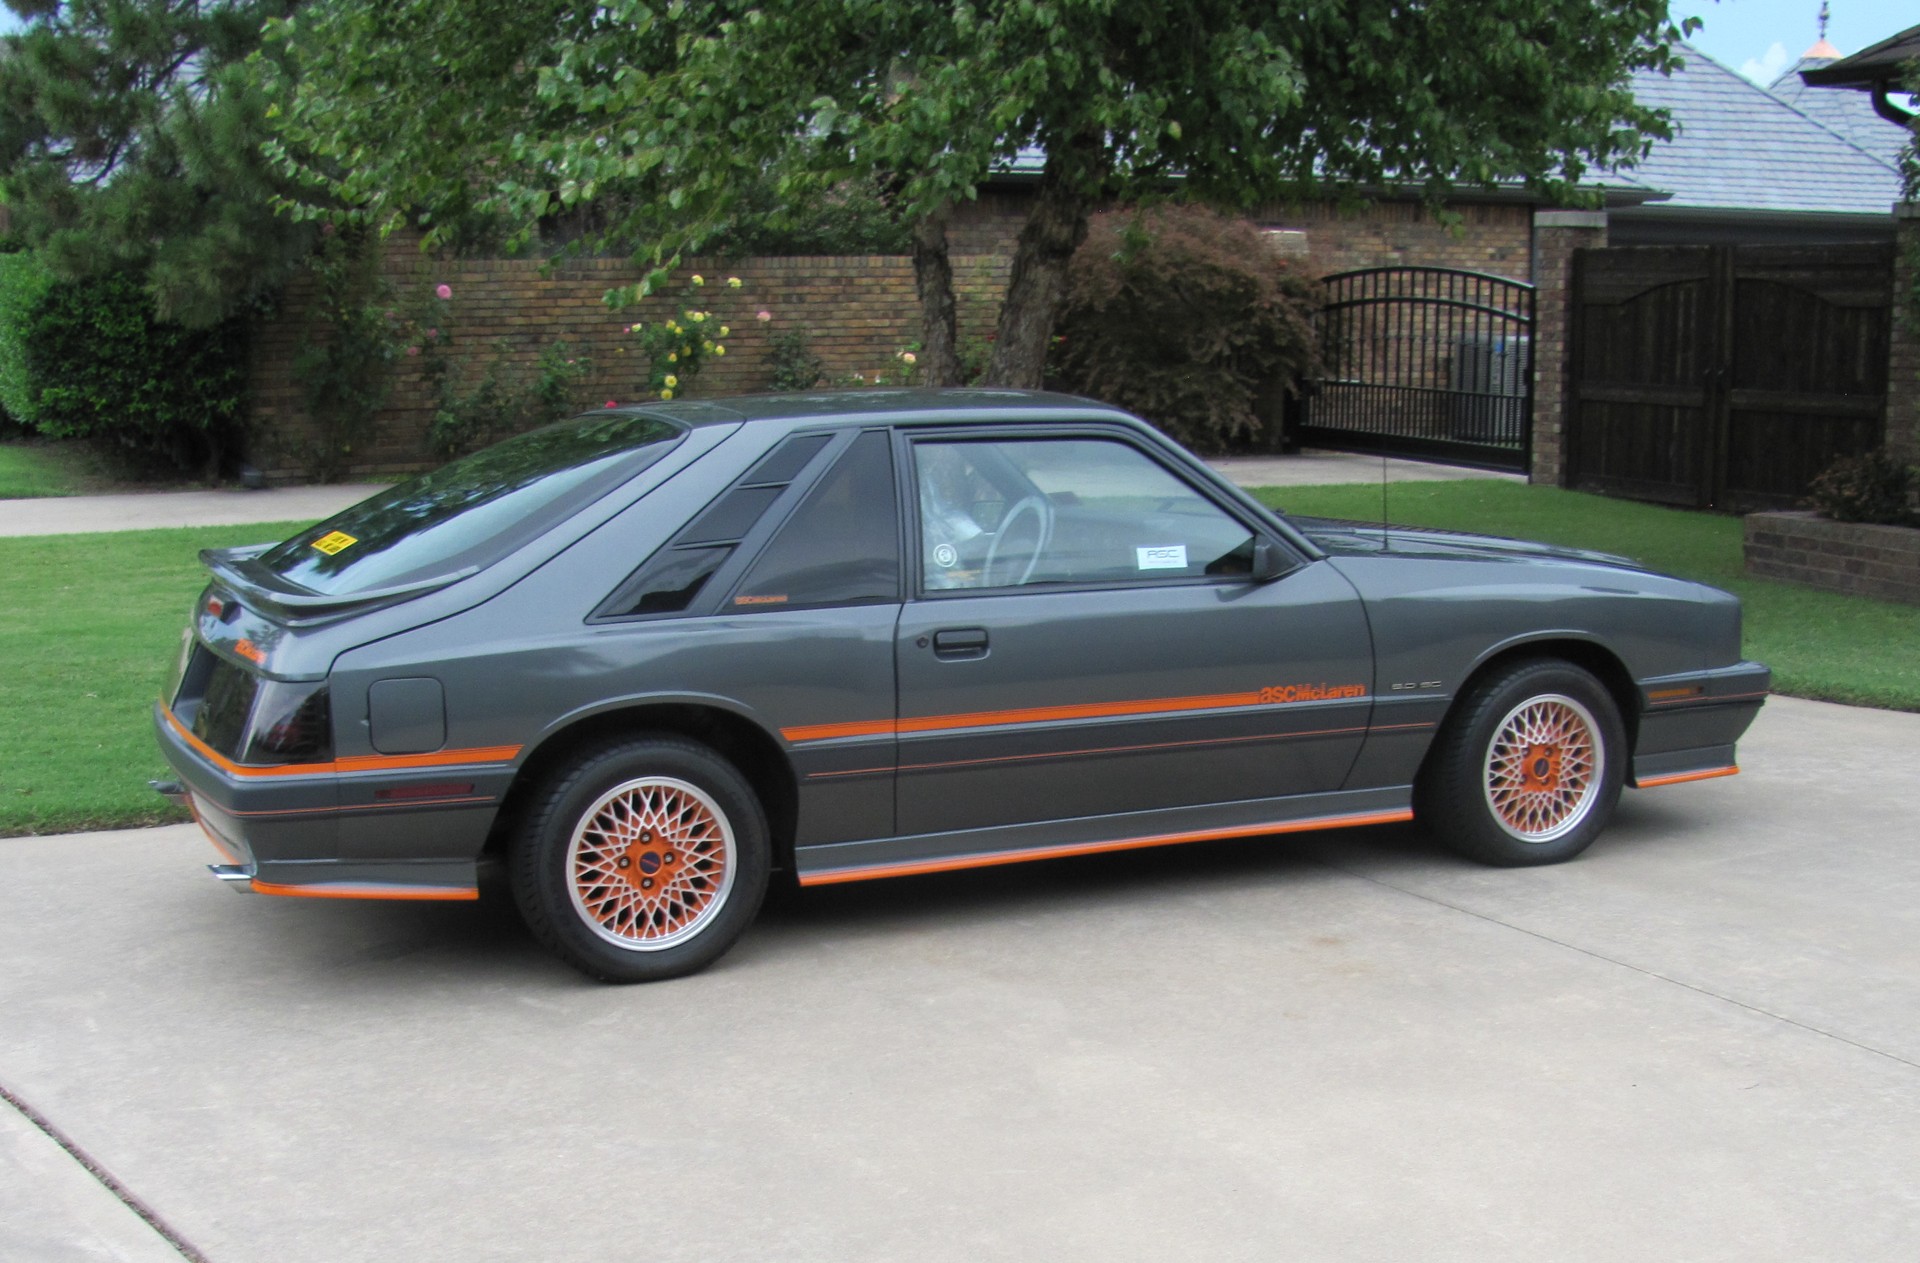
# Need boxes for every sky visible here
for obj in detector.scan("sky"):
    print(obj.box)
[0,1,1914,90]
[1681,0,1916,84]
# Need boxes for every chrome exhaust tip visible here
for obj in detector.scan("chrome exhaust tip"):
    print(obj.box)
[207,865,254,892]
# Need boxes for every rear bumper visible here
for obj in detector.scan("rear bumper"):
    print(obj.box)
[1631,660,1769,787]
[153,701,497,901]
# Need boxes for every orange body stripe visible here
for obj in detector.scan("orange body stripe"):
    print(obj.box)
[1648,690,1769,708]
[250,880,479,902]
[163,706,519,779]
[1637,765,1739,788]
[798,809,1414,886]
[781,686,1375,744]
[1646,686,1702,701]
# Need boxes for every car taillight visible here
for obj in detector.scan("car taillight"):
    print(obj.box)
[243,681,333,765]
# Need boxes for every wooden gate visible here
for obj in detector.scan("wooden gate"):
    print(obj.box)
[1567,244,1893,510]
[1295,267,1534,471]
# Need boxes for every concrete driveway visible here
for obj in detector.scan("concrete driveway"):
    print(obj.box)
[3,694,1917,1262]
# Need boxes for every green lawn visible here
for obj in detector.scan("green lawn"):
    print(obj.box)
[0,522,305,836]
[1255,480,1920,713]
[0,441,90,498]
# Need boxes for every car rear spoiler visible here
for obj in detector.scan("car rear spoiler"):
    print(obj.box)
[200,546,478,624]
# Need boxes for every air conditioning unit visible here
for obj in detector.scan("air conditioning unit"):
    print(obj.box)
[1449,334,1531,444]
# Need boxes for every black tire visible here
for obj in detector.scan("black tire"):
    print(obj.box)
[1415,659,1626,867]
[510,736,770,982]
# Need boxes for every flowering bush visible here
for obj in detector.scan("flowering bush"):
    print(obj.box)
[627,275,741,400]
[394,280,592,458]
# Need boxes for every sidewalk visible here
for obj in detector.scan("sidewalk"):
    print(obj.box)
[0,484,385,537]
[0,452,1514,538]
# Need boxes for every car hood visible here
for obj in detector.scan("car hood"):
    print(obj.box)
[1290,517,1648,573]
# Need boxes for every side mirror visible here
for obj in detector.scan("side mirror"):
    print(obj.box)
[1251,537,1292,583]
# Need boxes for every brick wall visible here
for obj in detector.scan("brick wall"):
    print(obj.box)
[1745,510,1920,606]
[1528,210,1607,486]
[1250,199,1533,282]
[251,241,1012,480]
[249,195,1537,479]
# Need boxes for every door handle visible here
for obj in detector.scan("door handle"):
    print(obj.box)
[931,627,989,660]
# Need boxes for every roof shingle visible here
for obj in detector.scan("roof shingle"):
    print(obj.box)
[1623,42,1902,215]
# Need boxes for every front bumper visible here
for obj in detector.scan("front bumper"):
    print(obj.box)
[1631,660,1770,787]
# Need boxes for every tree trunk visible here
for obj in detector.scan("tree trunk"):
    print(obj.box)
[985,140,1102,388]
[910,205,961,387]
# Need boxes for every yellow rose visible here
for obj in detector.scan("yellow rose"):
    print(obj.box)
[660,388,674,399]
[690,275,704,286]
[703,339,714,351]
[664,374,679,388]
[667,352,678,362]
[718,325,730,336]
[690,312,706,323]
[727,277,742,288]
[714,345,726,356]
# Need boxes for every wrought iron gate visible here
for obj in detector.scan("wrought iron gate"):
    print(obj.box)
[1295,267,1535,471]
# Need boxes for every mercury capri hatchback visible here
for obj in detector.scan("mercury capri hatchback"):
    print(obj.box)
[154,390,1767,981]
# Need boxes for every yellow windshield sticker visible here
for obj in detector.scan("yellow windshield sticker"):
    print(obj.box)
[311,530,358,555]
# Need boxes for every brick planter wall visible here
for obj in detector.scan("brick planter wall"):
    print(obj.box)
[1744,510,1920,606]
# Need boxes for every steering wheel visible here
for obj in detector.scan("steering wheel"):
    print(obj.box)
[983,494,1055,587]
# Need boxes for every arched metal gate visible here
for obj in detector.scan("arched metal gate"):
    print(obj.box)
[1294,267,1534,471]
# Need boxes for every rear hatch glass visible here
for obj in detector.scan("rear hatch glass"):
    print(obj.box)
[260,413,683,596]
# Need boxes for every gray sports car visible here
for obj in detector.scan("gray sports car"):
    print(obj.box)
[153,390,1767,982]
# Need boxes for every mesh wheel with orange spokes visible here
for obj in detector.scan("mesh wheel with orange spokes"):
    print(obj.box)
[1416,660,1624,867]
[513,737,770,983]
[568,776,737,951]
[1480,694,1602,843]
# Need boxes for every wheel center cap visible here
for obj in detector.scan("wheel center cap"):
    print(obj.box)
[617,843,670,889]
[1524,745,1561,791]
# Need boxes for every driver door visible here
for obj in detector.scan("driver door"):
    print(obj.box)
[893,430,1374,839]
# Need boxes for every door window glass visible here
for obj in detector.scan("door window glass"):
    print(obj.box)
[731,431,899,610]
[915,439,1254,591]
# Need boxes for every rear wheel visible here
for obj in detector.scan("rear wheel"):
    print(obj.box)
[1417,660,1625,866]
[511,737,770,982]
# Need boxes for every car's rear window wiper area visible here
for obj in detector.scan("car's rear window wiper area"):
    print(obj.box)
[259,413,684,597]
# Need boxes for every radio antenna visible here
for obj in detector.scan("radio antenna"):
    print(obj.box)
[1381,451,1390,550]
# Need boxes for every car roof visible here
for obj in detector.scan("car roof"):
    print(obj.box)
[603,388,1141,430]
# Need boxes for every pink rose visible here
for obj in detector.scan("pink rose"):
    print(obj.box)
[405,346,420,357]
[425,328,438,341]
[435,284,453,300]
[604,399,618,408]
[756,310,772,322]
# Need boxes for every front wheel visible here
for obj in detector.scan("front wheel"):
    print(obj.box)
[1416,660,1625,866]
[511,737,770,982]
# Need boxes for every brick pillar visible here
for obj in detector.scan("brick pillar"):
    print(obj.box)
[1529,210,1608,485]
[1888,203,1920,467]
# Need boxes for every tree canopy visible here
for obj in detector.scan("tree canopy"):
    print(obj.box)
[0,1,314,327]
[267,1,1690,384]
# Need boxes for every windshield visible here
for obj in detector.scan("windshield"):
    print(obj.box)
[261,413,684,596]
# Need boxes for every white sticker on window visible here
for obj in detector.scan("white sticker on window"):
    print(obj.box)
[1136,544,1188,570]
